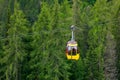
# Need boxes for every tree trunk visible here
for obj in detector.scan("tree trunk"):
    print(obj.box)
[104,31,118,80]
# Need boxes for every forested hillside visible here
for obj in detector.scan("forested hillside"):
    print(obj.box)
[0,0,120,80]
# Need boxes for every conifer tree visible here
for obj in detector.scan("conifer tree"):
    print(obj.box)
[59,0,72,43]
[3,1,28,80]
[0,24,6,79]
[50,0,60,29]
[104,0,120,79]
[0,1,11,79]
[115,11,120,79]
[84,0,109,80]
[28,2,52,80]
[49,0,71,80]
[18,0,41,24]
[1,0,120,80]
[72,0,80,25]
[60,0,72,27]
[30,0,71,79]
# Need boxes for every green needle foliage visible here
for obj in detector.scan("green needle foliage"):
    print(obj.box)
[28,2,51,80]
[3,2,28,80]
[0,0,120,80]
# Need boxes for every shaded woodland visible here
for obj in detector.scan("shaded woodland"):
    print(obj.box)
[0,0,120,80]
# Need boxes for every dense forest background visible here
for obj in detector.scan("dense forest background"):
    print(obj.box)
[0,0,120,80]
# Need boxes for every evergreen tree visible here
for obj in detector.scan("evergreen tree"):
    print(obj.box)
[0,0,120,80]
[28,2,51,80]
[59,0,72,42]
[115,10,120,79]
[0,1,11,79]
[0,24,6,79]
[106,0,120,79]
[30,1,71,79]
[84,0,109,80]
[47,0,71,79]
[50,0,60,29]
[3,1,28,80]
[60,0,72,27]
[18,0,41,24]
[97,0,120,80]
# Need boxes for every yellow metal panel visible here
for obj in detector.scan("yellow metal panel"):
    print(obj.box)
[68,44,78,46]
[66,54,80,60]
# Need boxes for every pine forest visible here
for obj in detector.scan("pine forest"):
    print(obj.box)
[0,0,120,80]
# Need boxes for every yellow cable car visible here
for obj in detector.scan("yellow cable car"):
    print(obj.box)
[66,41,80,60]
[65,25,80,60]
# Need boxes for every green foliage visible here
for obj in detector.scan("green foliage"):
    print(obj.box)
[18,0,40,24]
[113,9,120,80]
[28,1,71,80]
[81,0,96,5]
[3,2,28,80]
[0,24,6,79]
[28,2,51,79]
[84,0,109,80]
[0,0,120,80]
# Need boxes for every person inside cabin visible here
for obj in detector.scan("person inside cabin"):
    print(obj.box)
[72,48,76,55]
[72,46,77,55]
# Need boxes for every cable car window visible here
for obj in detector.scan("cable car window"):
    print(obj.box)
[73,46,77,49]
[72,47,77,55]
[67,46,77,55]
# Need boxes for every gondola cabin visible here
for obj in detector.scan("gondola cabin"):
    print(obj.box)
[66,41,80,60]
